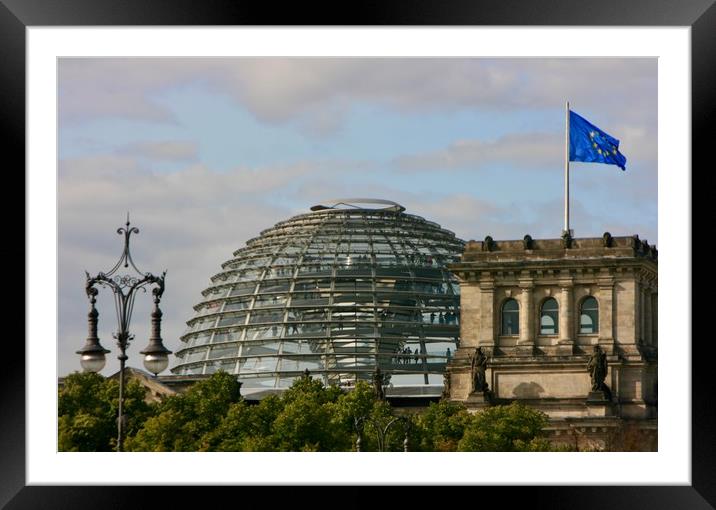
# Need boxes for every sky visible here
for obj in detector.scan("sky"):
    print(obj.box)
[58,57,658,377]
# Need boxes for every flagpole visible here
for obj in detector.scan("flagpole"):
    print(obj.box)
[564,100,570,236]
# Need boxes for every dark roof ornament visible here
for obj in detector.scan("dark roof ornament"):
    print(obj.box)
[523,234,534,250]
[632,234,642,251]
[483,235,495,252]
[602,232,613,248]
[641,239,649,255]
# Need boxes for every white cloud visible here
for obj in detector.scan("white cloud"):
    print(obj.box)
[57,157,319,376]
[59,58,657,135]
[117,140,199,162]
[402,192,656,245]
[394,132,562,172]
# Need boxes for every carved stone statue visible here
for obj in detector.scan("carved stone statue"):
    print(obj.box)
[586,345,609,393]
[470,347,488,393]
[372,367,386,400]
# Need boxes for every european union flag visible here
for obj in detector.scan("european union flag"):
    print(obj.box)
[569,110,627,171]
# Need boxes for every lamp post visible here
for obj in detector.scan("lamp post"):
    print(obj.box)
[354,414,410,452]
[76,216,172,452]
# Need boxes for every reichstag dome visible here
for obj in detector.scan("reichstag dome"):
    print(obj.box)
[171,199,465,397]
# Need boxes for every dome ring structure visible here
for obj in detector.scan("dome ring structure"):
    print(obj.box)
[172,199,465,397]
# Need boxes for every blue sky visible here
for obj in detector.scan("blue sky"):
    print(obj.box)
[58,58,657,376]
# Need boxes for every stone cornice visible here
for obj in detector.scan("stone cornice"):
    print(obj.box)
[460,234,657,263]
[449,257,657,281]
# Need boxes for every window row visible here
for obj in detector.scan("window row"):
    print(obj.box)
[501,296,599,335]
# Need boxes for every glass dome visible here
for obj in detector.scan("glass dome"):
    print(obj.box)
[171,199,465,397]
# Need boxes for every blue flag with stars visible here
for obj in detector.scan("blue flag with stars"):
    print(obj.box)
[569,110,626,171]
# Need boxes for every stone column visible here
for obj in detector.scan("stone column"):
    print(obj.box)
[457,280,480,349]
[557,280,574,355]
[478,276,495,353]
[637,281,645,345]
[517,280,534,355]
[651,291,658,348]
[643,285,653,347]
[597,277,615,355]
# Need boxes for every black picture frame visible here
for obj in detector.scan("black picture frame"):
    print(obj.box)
[6,0,712,507]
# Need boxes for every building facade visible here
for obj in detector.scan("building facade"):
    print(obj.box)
[446,233,657,450]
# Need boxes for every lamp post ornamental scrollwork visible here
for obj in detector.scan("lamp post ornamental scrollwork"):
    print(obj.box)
[76,215,172,452]
[354,414,411,452]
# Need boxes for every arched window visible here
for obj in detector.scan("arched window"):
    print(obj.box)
[501,299,519,335]
[580,296,599,334]
[540,298,559,335]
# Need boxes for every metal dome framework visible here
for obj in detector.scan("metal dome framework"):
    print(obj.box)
[172,200,464,396]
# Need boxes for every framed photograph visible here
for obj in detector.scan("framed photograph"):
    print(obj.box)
[9,0,712,506]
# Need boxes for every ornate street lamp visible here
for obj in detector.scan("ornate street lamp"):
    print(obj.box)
[353,414,410,452]
[76,215,172,451]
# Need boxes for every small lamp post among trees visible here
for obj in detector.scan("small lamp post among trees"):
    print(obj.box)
[354,413,411,452]
[76,215,172,451]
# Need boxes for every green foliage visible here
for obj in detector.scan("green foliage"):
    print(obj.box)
[124,370,242,451]
[414,400,471,452]
[271,391,341,451]
[160,375,398,452]
[332,381,377,423]
[281,375,342,406]
[328,381,410,451]
[329,380,378,448]
[58,371,152,451]
[61,371,567,452]
[363,400,409,452]
[211,377,356,452]
[208,399,272,451]
[457,402,550,452]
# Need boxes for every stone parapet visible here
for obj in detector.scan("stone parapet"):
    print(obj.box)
[457,233,657,265]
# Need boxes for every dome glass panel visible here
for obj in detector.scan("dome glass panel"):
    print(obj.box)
[171,199,465,397]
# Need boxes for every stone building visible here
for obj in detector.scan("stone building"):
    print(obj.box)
[446,233,657,450]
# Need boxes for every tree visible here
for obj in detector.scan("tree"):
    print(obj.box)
[414,400,471,452]
[271,390,343,451]
[208,397,281,451]
[124,371,242,451]
[330,380,378,450]
[58,371,152,451]
[211,376,353,452]
[209,377,400,452]
[457,402,550,452]
[62,371,566,452]
[330,381,410,451]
